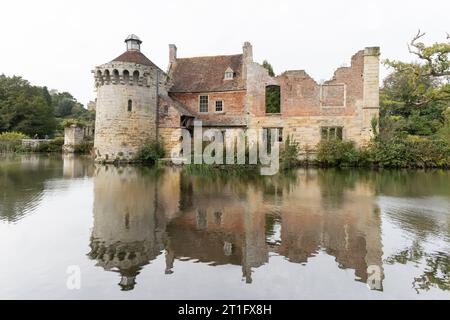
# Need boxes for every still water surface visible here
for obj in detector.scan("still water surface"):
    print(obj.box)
[0,154,449,299]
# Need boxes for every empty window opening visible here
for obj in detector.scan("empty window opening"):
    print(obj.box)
[128,99,133,112]
[265,85,280,113]
[113,69,120,83]
[123,70,130,84]
[133,70,139,84]
[96,70,103,86]
[263,127,283,152]
[104,70,111,84]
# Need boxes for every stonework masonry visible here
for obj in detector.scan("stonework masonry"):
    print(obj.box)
[63,124,93,153]
[93,35,380,162]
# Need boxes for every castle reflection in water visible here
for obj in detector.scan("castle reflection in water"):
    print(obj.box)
[81,162,384,292]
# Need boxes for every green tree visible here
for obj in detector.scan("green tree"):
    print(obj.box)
[51,91,84,118]
[262,60,275,77]
[381,31,450,139]
[0,75,56,137]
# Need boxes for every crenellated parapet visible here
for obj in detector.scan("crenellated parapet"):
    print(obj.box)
[93,62,156,88]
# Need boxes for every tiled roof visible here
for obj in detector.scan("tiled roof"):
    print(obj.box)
[112,51,159,68]
[169,54,245,93]
[159,95,194,117]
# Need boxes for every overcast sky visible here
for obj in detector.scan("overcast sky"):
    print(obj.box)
[1,0,448,105]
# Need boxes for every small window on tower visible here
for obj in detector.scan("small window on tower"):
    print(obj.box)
[163,105,169,115]
[128,99,132,112]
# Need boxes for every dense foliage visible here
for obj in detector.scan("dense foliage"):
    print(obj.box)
[280,135,301,169]
[135,141,165,164]
[36,137,65,153]
[262,60,280,113]
[380,31,449,140]
[0,76,56,137]
[0,74,94,138]
[317,138,450,168]
[317,31,450,169]
[262,60,275,77]
[0,131,30,153]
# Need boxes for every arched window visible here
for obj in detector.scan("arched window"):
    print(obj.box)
[133,70,140,84]
[113,69,120,83]
[123,70,130,84]
[128,99,132,112]
[104,69,111,84]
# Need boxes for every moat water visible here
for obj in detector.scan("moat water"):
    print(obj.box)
[0,154,449,299]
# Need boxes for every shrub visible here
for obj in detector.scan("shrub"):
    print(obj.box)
[316,139,359,167]
[369,137,450,168]
[74,141,93,154]
[36,137,64,153]
[135,141,165,164]
[280,135,300,169]
[0,131,30,153]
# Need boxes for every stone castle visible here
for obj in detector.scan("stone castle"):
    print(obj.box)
[93,35,380,162]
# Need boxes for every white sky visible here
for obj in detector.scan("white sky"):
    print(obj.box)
[1,0,448,105]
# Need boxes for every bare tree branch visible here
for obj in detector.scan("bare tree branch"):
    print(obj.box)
[408,30,430,62]
[406,30,450,77]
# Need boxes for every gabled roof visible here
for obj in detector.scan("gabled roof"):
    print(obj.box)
[159,95,194,117]
[169,54,245,93]
[112,50,159,68]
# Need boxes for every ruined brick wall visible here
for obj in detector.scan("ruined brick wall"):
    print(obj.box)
[247,50,364,117]
[245,47,379,148]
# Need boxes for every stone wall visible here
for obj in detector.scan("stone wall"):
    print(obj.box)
[63,125,93,153]
[159,127,183,158]
[93,61,169,162]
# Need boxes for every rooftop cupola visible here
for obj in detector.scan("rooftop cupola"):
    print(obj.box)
[125,34,142,52]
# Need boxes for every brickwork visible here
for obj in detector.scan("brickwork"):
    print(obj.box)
[93,36,380,160]
[170,91,246,123]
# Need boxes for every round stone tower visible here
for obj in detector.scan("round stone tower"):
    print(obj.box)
[93,35,164,162]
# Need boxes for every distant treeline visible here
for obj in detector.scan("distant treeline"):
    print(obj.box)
[0,75,94,138]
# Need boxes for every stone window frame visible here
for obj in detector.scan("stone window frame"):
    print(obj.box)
[215,100,224,113]
[262,127,284,143]
[199,95,209,113]
[320,126,344,141]
[319,83,346,108]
